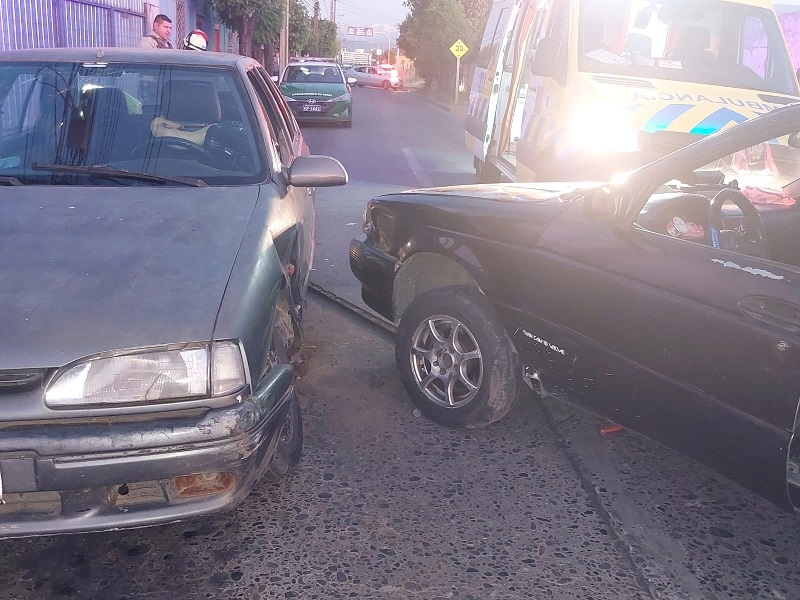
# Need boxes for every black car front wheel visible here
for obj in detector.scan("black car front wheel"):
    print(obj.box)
[396,286,519,429]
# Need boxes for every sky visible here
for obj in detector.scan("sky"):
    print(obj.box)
[315,0,409,28]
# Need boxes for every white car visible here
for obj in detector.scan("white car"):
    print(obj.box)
[344,66,403,90]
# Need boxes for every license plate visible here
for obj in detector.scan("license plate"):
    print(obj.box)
[302,104,323,112]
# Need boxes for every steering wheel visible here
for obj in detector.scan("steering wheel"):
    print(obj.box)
[708,188,770,260]
[132,136,215,162]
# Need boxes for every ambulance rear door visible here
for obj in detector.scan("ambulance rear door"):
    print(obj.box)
[465,0,523,164]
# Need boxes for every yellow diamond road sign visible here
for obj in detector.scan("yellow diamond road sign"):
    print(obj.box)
[450,39,468,59]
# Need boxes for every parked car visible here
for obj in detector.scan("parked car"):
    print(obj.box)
[0,48,348,538]
[279,61,355,127]
[344,66,403,90]
[351,103,800,512]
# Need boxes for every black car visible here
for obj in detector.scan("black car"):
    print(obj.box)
[351,103,800,512]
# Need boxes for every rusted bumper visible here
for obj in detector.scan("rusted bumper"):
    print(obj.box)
[0,364,295,539]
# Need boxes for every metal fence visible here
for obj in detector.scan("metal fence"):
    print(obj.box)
[0,0,58,50]
[1,0,146,51]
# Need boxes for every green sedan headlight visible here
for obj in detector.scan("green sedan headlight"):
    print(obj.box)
[329,93,351,102]
[45,341,246,408]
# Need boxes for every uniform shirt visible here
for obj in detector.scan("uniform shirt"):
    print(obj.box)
[139,32,173,49]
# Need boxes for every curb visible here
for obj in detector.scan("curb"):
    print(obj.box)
[420,94,455,112]
[309,283,397,336]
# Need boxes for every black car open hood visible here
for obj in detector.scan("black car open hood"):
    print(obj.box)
[0,186,259,369]
[404,182,599,203]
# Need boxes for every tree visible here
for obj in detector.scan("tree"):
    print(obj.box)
[398,0,472,91]
[212,0,312,59]
[211,0,271,57]
[302,19,339,57]
[460,0,492,34]
[288,0,311,56]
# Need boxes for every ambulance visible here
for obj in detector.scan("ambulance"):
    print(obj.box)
[467,0,800,183]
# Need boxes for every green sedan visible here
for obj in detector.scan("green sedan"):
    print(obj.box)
[279,61,354,127]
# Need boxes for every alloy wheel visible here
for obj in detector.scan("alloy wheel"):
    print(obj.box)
[409,314,483,408]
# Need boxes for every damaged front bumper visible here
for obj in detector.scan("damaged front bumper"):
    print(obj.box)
[0,364,295,539]
[349,235,396,321]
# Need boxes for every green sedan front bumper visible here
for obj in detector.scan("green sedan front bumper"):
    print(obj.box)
[288,100,352,124]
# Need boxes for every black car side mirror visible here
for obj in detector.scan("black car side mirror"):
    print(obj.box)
[583,185,620,220]
[789,132,800,149]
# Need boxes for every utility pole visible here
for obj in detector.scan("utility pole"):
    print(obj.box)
[330,0,336,23]
[313,0,319,56]
[280,0,289,76]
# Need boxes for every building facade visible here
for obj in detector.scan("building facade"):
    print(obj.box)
[1,0,237,52]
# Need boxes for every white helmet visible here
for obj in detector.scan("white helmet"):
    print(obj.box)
[184,29,208,51]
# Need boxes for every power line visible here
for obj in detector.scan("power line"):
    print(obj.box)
[335,0,405,22]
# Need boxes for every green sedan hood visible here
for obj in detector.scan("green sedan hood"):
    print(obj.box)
[280,81,348,98]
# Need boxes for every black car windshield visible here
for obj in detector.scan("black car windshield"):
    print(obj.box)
[578,0,798,96]
[283,65,344,84]
[0,62,265,185]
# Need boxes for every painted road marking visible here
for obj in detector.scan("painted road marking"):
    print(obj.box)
[402,148,433,188]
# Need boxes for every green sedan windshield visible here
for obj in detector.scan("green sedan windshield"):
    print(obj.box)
[0,62,266,185]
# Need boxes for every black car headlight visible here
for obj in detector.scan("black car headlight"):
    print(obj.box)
[44,341,246,408]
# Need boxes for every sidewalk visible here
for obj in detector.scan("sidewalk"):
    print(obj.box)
[424,96,468,119]
[406,81,468,119]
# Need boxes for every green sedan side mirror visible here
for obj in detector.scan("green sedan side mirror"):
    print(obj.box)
[288,155,349,187]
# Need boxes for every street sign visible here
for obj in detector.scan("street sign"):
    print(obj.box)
[347,26,374,37]
[450,39,469,104]
[450,39,468,58]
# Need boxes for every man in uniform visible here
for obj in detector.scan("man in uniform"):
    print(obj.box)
[139,14,173,49]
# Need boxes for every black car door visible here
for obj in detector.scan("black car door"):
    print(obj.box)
[514,138,800,508]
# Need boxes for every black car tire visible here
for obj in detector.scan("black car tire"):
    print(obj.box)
[382,80,392,90]
[265,394,303,482]
[395,286,519,429]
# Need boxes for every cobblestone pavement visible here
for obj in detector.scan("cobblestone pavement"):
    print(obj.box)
[1,294,799,600]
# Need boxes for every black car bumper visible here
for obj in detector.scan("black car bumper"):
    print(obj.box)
[0,364,295,539]
[349,235,396,321]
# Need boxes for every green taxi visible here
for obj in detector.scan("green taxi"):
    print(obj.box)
[279,61,354,127]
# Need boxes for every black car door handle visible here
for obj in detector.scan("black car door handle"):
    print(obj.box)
[738,295,800,333]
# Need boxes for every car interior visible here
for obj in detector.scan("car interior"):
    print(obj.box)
[284,65,343,84]
[635,158,800,268]
[0,68,259,182]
